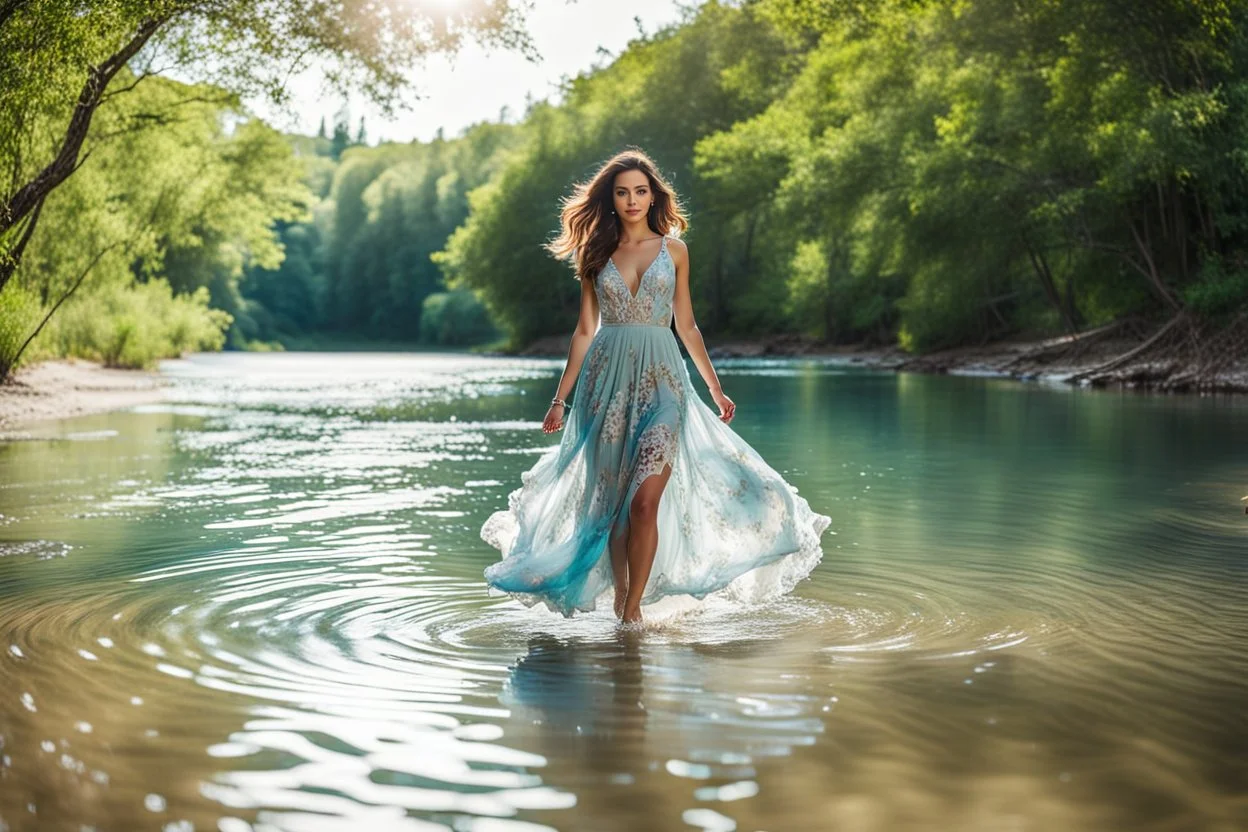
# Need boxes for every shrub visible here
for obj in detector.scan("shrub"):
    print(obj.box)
[33,280,232,368]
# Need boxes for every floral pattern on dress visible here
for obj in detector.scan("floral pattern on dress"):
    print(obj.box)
[582,344,610,414]
[638,361,684,411]
[601,388,629,443]
[589,465,619,516]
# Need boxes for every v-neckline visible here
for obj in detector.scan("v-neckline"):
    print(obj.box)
[609,236,666,300]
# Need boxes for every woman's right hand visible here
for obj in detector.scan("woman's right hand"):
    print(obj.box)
[542,403,565,433]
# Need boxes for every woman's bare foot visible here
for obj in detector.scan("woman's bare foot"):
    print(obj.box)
[614,585,628,620]
[622,604,642,626]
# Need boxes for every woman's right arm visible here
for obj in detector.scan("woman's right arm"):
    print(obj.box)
[543,275,599,433]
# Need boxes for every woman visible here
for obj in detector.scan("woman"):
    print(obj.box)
[481,148,832,625]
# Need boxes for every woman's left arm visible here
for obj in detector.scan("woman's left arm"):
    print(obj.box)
[669,238,736,424]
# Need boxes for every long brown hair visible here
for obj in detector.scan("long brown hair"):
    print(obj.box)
[546,148,689,282]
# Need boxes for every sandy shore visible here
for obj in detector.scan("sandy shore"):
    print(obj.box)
[513,328,1248,394]
[0,360,168,437]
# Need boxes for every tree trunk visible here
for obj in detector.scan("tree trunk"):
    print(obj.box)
[741,213,757,278]
[1060,268,1081,331]
[824,239,838,341]
[5,240,126,378]
[712,244,724,331]
[2,191,46,297]
[1023,233,1077,334]
[0,15,167,292]
[1127,217,1182,312]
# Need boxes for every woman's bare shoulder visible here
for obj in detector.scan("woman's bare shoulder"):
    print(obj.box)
[665,236,689,257]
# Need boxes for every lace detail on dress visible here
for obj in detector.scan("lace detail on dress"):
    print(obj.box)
[595,236,672,326]
[632,422,678,486]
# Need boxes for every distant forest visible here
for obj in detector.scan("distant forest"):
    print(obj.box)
[5,0,1247,373]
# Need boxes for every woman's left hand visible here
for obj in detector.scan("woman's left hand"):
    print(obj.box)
[711,389,736,424]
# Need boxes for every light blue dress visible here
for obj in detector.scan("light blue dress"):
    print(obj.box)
[482,235,832,616]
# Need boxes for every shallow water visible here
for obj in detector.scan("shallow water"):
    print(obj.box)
[1,351,1245,832]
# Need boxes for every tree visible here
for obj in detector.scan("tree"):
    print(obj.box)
[330,109,353,161]
[436,1,804,348]
[0,0,536,307]
[2,73,304,374]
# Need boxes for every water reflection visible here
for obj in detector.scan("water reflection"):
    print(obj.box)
[0,352,1245,831]
[499,628,830,832]
[504,634,649,772]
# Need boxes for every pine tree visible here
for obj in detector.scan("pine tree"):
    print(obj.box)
[330,107,351,160]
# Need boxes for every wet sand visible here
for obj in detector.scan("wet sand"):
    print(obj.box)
[0,360,167,437]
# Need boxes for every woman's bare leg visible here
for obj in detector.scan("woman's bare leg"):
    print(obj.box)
[622,462,673,625]
[609,514,630,619]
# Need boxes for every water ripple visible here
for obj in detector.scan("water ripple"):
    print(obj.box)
[0,352,1245,831]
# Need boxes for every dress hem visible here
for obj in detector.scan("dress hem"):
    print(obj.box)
[482,502,832,620]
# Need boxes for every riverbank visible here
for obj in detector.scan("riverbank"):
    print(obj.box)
[512,322,1248,394]
[0,360,168,437]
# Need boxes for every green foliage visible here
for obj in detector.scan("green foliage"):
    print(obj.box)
[684,0,1248,350]
[0,283,44,376]
[0,0,537,378]
[8,70,310,363]
[0,0,534,205]
[418,290,498,346]
[316,122,521,339]
[269,0,1248,353]
[32,282,230,369]
[11,0,1248,365]
[225,0,1248,351]
[1184,255,1248,318]
[240,222,326,340]
[434,1,804,347]
[434,127,585,348]
[783,240,832,337]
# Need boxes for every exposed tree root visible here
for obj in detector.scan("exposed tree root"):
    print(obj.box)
[1069,314,1189,381]
[1068,312,1248,392]
[1000,319,1130,369]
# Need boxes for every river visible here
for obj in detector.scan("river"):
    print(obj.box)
[1,351,1245,831]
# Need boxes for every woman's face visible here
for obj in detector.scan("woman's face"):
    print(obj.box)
[612,169,653,222]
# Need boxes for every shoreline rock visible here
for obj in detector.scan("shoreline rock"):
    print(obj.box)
[0,359,168,438]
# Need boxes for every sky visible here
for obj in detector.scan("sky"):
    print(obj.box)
[245,0,688,146]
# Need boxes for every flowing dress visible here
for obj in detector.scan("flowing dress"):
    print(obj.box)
[481,235,832,616]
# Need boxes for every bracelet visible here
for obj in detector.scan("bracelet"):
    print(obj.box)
[551,396,567,408]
